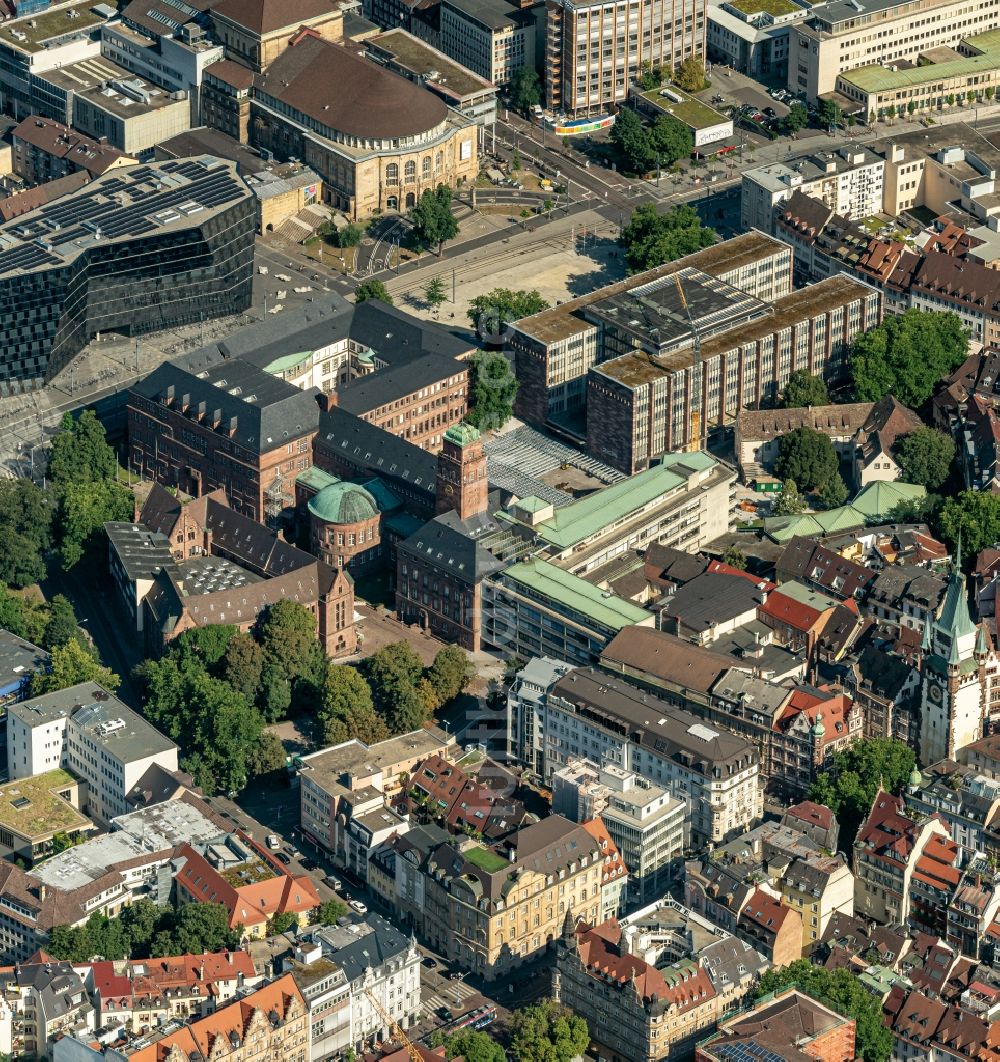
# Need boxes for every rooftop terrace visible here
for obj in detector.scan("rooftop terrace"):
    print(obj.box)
[0,1,103,53]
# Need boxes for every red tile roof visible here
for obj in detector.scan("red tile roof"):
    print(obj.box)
[759,590,827,633]
[784,800,834,832]
[581,817,628,884]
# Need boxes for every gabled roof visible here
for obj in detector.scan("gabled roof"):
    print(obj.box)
[212,0,339,34]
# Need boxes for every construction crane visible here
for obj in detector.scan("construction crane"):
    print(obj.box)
[674,273,704,453]
[364,987,423,1062]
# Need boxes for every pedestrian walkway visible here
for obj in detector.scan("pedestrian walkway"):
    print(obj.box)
[422,976,481,1018]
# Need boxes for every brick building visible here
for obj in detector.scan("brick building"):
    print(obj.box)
[11,115,133,185]
[697,989,856,1062]
[128,352,320,524]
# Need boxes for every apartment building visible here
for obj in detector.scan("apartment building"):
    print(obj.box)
[553,760,687,905]
[121,974,309,1062]
[298,728,454,860]
[787,0,1000,100]
[545,0,706,116]
[11,115,132,184]
[536,666,762,847]
[7,683,179,825]
[586,273,881,472]
[129,354,320,524]
[555,917,721,1062]
[510,231,792,430]
[439,0,537,85]
[286,915,421,1059]
[740,145,885,233]
[396,815,605,980]
[853,789,954,927]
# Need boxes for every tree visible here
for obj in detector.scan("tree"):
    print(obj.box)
[947,93,956,107]
[256,600,317,687]
[314,899,348,925]
[467,288,549,336]
[47,409,117,490]
[510,1000,590,1062]
[895,427,955,489]
[782,101,809,133]
[773,479,807,516]
[637,62,661,91]
[317,665,389,746]
[175,625,236,668]
[968,89,977,104]
[674,56,707,92]
[385,683,427,735]
[907,100,916,116]
[427,645,472,705]
[817,474,849,509]
[721,545,747,570]
[510,67,541,115]
[431,1029,506,1062]
[774,427,839,492]
[466,351,518,430]
[817,98,843,128]
[809,737,915,852]
[817,473,849,509]
[885,103,896,121]
[782,370,829,408]
[268,911,299,936]
[42,595,82,651]
[852,310,968,408]
[425,276,448,315]
[0,480,54,588]
[32,639,119,695]
[59,480,133,570]
[410,186,459,255]
[173,903,241,954]
[189,677,268,794]
[246,731,287,777]
[222,633,264,701]
[355,279,393,305]
[620,203,716,274]
[332,222,364,248]
[938,490,1000,556]
[610,107,655,175]
[755,962,892,1062]
[649,115,693,166]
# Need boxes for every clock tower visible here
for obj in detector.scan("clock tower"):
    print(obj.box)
[918,542,992,766]
[435,422,488,521]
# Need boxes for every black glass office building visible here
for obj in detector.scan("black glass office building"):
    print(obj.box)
[0,155,255,387]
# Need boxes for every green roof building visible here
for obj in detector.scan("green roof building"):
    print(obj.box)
[484,557,654,665]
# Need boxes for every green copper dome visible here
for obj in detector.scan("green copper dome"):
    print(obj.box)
[308,482,378,525]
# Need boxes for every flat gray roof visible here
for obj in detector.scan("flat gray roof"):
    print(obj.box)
[0,630,48,691]
[106,522,177,582]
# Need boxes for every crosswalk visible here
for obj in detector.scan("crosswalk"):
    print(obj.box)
[421,976,481,1018]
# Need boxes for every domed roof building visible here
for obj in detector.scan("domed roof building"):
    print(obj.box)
[246,35,478,218]
[307,479,382,574]
[308,482,379,526]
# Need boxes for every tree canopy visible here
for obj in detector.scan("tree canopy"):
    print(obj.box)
[410,186,459,255]
[355,279,393,305]
[466,351,519,431]
[317,664,389,747]
[619,203,716,274]
[895,427,955,490]
[510,67,541,114]
[938,490,1000,556]
[0,479,54,588]
[851,310,968,408]
[610,106,655,175]
[48,901,240,962]
[510,1001,590,1062]
[773,479,807,515]
[782,370,829,409]
[47,409,118,489]
[674,56,707,92]
[809,738,915,851]
[467,288,549,338]
[774,427,840,492]
[431,1029,506,1062]
[32,639,119,696]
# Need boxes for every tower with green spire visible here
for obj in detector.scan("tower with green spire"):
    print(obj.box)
[918,534,993,765]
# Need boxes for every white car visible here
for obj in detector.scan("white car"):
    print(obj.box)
[266,835,280,850]
[349,900,368,915]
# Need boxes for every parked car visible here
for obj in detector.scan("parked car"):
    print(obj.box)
[301,857,318,871]
[324,875,343,891]
[274,852,291,865]
[764,106,776,117]
[422,957,438,968]
[266,835,280,851]
[349,900,368,915]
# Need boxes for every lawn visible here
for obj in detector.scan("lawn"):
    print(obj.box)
[465,844,510,873]
[728,0,801,14]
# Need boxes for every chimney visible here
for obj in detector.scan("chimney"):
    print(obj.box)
[318,390,338,412]
[181,392,190,412]
[165,384,175,405]
[197,400,206,419]
[228,415,238,436]
[212,408,222,428]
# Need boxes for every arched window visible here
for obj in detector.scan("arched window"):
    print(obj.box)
[422,156,432,177]
[405,160,416,179]
[385,163,398,184]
